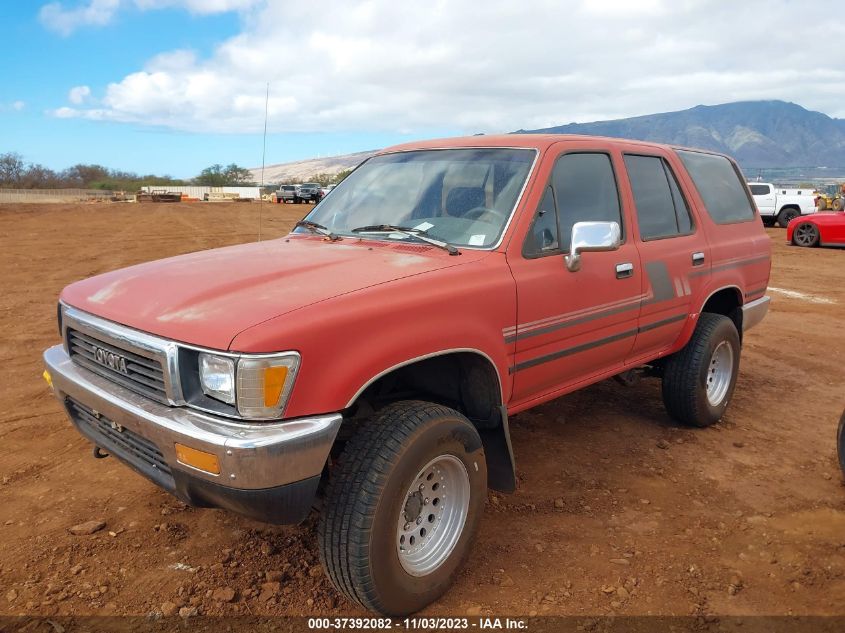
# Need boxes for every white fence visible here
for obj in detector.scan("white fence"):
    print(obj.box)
[0,188,114,203]
[140,185,261,200]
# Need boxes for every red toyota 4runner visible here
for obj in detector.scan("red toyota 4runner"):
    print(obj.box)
[43,135,771,615]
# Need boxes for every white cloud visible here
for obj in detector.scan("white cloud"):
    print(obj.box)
[11,101,26,111]
[53,0,845,132]
[133,0,262,14]
[38,0,262,35]
[39,0,121,36]
[68,85,91,104]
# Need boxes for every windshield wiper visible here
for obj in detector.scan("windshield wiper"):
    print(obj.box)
[294,220,341,241]
[351,224,460,256]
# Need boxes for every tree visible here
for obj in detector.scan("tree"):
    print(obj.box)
[195,164,226,186]
[62,164,111,188]
[0,152,25,187]
[223,163,255,186]
[194,163,255,186]
[333,169,353,184]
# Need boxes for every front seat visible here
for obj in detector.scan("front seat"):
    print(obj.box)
[445,187,485,217]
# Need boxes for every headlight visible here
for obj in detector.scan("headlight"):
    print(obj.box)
[236,354,300,419]
[199,353,236,404]
[197,351,300,419]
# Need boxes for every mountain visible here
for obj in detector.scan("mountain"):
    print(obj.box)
[518,101,845,168]
[253,101,845,182]
[250,150,376,184]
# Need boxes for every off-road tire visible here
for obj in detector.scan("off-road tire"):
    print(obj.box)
[777,207,799,228]
[662,313,740,427]
[318,400,487,616]
[832,198,843,212]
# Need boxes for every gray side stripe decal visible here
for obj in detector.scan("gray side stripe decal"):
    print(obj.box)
[505,300,642,343]
[690,254,769,278]
[509,313,687,374]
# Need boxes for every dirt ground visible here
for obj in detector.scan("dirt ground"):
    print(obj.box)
[1,202,843,619]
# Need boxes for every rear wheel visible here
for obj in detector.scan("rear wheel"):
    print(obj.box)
[793,222,820,247]
[777,207,799,228]
[662,313,741,427]
[832,198,843,212]
[318,401,487,616]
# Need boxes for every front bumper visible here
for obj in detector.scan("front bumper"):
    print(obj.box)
[43,345,342,524]
[741,295,770,332]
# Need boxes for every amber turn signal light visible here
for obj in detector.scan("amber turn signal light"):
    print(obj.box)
[174,443,221,475]
[263,365,289,407]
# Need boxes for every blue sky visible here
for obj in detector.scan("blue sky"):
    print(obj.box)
[1,1,843,180]
[0,2,449,179]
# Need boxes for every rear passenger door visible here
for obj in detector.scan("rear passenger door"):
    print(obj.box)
[621,153,706,363]
[749,183,775,216]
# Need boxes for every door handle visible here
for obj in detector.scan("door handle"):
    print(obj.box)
[615,262,634,279]
[692,252,705,266]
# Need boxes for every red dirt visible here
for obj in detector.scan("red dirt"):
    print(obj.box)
[1,202,843,618]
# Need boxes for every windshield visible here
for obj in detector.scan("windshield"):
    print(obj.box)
[299,148,535,248]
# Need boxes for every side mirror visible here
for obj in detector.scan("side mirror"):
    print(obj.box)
[565,221,621,272]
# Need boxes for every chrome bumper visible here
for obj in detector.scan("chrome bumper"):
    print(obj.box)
[43,345,342,490]
[742,295,770,332]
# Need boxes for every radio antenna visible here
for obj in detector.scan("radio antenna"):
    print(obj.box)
[259,81,269,241]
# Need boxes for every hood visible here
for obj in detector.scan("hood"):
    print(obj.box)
[61,235,485,350]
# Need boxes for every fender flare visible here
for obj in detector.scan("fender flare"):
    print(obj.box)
[343,347,517,493]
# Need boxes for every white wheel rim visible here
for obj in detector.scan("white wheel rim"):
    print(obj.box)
[396,454,470,577]
[706,340,734,406]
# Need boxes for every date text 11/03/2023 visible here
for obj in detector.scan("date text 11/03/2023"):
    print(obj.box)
[307,617,529,629]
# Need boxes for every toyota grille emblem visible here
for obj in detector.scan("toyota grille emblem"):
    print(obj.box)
[93,346,129,375]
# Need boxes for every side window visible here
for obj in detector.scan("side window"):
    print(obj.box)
[525,186,559,255]
[749,184,770,196]
[552,153,622,251]
[666,163,693,234]
[676,150,756,224]
[624,154,693,240]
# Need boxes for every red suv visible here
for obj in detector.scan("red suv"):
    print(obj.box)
[43,134,770,615]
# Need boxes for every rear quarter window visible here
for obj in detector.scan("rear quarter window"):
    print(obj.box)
[748,184,770,196]
[676,150,756,224]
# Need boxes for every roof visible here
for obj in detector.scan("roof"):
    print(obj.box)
[379,134,731,160]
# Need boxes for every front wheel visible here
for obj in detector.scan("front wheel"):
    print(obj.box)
[318,401,487,616]
[777,208,799,228]
[662,313,741,427]
[793,222,820,247]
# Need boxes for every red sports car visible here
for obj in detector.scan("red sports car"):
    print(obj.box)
[786,211,845,247]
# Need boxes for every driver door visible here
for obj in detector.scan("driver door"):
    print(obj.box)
[507,147,642,403]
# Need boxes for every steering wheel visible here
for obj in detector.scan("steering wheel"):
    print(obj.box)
[463,206,507,223]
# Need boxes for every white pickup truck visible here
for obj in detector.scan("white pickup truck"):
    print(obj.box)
[747,182,817,228]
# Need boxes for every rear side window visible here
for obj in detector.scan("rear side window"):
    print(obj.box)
[624,154,693,240]
[749,184,770,195]
[676,150,756,223]
[552,153,622,251]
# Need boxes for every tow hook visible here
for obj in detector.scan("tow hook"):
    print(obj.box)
[93,446,109,459]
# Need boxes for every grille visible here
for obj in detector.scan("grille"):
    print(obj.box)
[67,329,168,403]
[67,397,173,482]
